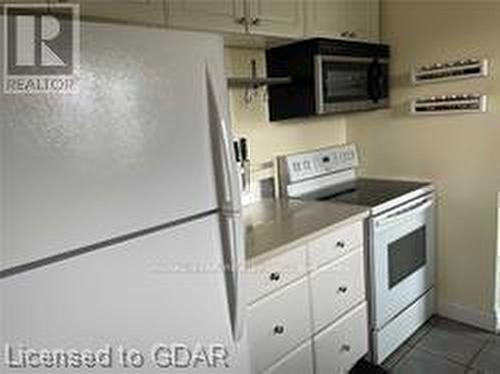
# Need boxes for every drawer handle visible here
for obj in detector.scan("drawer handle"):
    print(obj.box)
[336,241,346,249]
[338,286,348,294]
[273,325,285,335]
[269,272,281,282]
[341,344,351,353]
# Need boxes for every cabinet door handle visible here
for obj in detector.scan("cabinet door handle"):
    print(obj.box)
[336,241,346,249]
[269,272,281,282]
[235,17,247,25]
[338,286,348,294]
[273,325,285,335]
[251,18,261,26]
[341,344,351,352]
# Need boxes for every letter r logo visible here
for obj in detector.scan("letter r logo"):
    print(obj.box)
[5,5,77,76]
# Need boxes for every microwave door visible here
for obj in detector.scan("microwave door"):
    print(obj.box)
[315,55,373,114]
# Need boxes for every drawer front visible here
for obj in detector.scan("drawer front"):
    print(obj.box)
[310,249,365,332]
[308,221,364,270]
[263,339,314,374]
[249,277,311,373]
[314,303,369,374]
[247,245,307,305]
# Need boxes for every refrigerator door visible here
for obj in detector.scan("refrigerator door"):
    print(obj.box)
[0,21,234,271]
[0,213,251,373]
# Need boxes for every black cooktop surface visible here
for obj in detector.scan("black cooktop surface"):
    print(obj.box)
[314,178,431,208]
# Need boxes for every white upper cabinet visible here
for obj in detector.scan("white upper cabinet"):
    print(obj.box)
[49,0,167,27]
[350,0,379,42]
[247,0,304,38]
[305,0,380,42]
[167,0,247,33]
[167,0,304,38]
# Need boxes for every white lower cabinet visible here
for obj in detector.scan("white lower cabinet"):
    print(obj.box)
[314,303,369,374]
[248,277,311,373]
[248,220,368,374]
[264,339,314,374]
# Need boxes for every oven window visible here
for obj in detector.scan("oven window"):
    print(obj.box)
[388,226,427,289]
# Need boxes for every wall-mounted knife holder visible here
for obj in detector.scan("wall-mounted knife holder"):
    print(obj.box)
[233,137,251,193]
[412,58,489,84]
[411,94,487,115]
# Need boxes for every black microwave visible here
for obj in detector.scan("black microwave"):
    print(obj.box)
[266,38,390,121]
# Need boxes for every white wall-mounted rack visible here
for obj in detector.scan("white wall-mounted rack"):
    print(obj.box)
[411,94,487,115]
[412,58,489,84]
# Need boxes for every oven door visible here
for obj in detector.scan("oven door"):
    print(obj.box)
[370,194,435,329]
[315,55,389,114]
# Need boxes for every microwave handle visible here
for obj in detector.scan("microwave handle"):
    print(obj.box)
[368,59,382,103]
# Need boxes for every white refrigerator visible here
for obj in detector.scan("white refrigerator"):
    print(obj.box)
[0,19,251,373]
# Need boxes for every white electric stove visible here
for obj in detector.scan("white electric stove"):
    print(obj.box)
[277,144,436,364]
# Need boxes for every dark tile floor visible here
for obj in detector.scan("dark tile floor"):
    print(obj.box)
[383,317,500,374]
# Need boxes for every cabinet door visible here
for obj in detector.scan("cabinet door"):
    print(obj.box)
[247,244,307,305]
[314,303,369,374]
[248,277,311,373]
[167,0,246,33]
[305,0,379,42]
[247,0,304,38]
[49,0,167,27]
[264,339,314,374]
[349,0,379,42]
[310,249,366,333]
[305,0,348,39]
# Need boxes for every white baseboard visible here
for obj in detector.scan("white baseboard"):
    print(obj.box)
[438,301,498,332]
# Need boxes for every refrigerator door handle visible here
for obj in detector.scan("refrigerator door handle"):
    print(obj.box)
[206,66,242,214]
[224,213,246,343]
[206,65,246,342]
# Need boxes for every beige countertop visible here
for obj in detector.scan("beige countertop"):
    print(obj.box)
[244,198,370,263]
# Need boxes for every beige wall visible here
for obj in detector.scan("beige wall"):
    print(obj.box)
[347,0,500,325]
[224,47,346,168]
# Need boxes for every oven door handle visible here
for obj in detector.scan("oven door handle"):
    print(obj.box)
[375,198,434,228]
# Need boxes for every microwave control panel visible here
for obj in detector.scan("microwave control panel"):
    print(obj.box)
[282,144,359,184]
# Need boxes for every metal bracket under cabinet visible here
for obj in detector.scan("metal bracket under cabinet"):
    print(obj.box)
[227,59,291,89]
[412,58,489,84]
[410,94,487,115]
